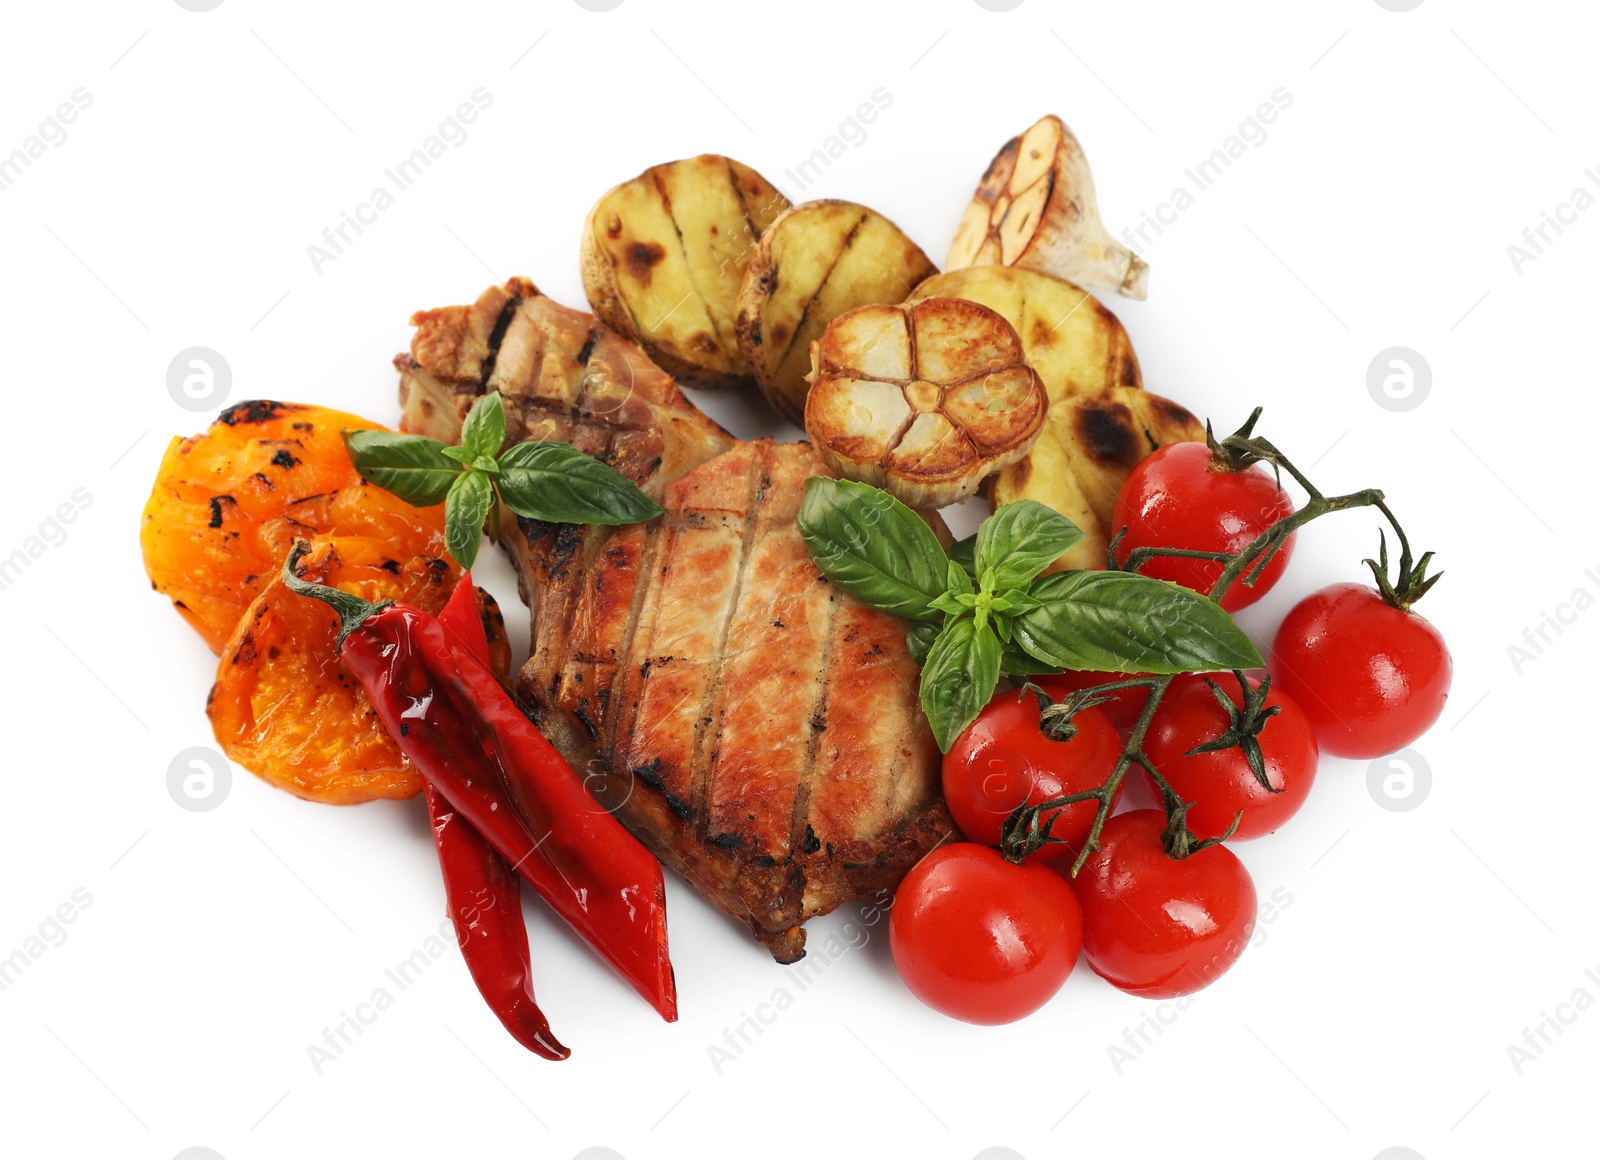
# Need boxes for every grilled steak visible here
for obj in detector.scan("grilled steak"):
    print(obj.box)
[397,281,953,961]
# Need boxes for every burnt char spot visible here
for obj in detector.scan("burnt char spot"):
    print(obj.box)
[708,831,741,849]
[809,711,827,733]
[253,472,274,490]
[801,825,822,854]
[379,559,401,574]
[573,701,598,741]
[688,331,720,355]
[1119,356,1140,387]
[1075,402,1139,466]
[292,422,314,432]
[218,400,290,426]
[547,524,585,582]
[624,241,666,283]
[271,448,299,469]
[207,496,234,528]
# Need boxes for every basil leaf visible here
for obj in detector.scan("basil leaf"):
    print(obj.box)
[798,478,949,623]
[947,560,973,597]
[1000,639,1058,677]
[906,621,940,666]
[444,470,494,569]
[948,533,977,577]
[459,391,506,461]
[343,431,461,506]
[976,500,1083,592]
[497,441,663,525]
[1014,571,1263,673]
[919,617,1002,752]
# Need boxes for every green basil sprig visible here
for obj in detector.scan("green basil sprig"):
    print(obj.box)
[343,392,662,569]
[798,478,1263,752]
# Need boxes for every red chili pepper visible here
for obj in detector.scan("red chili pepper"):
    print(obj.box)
[283,544,678,1022]
[426,576,567,1059]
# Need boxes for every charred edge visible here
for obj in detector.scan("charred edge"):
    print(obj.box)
[479,293,524,390]
[218,401,291,426]
[271,448,299,469]
[708,831,741,849]
[801,825,822,854]
[632,758,692,820]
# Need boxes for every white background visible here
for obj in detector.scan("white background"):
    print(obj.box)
[1,1,1594,1158]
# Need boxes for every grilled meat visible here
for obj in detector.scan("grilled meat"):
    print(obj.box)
[397,281,953,961]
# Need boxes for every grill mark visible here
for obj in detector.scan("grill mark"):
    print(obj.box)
[605,511,682,782]
[771,211,867,373]
[478,293,524,390]
[786,573,844,861]
[675,157,741,364]
[602,513,670,764]
[575,327,599,369]
[689,442,770,842]
[650,165,713,354]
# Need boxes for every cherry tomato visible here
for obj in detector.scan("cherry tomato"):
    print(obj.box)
[1269,582,1452,758]
[890,843,1082,1024]
[1142,674,1318,840]
[1032,669,1150,730]
[1074,810,1256,998]
[943,692,1122,860]
[1112,442,1296,611]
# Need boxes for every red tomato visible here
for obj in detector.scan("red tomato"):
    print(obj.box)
[1032,669,1150,730]
[1112,442,1296,611]
[1142,674,1318,840]
[890,843,1082,1024]
[1269,582,1452,758]
[943,692,1122,860]
[1074,810,1256,998]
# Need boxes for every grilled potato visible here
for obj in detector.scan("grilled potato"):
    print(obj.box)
[905,267,1142,401]
[992,386,1204,571]
[805,298,1047,509]
[947,114,1148,300]
[580,155,789,389]
[736,200,936,424]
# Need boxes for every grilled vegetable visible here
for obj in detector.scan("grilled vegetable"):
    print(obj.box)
[735,200,936,424]
[206,537,486,804]
[947,114,1148,300]
[280,542,679,1021]
[141,401,447,653]
[580,155,788,390]
[804,298,1048,509]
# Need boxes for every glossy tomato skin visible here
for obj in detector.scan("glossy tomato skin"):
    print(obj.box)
[1075,811,1256,998]
[1032,669,1150,730]
[890,844,1083,1024]
[943,692,1122,859]
[1112,442,1296,612]
[1142,674,1318,840]
[1270,583,1452,758]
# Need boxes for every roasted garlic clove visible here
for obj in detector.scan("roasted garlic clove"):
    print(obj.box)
[805,298,1048,509]
[947,115,1148,301]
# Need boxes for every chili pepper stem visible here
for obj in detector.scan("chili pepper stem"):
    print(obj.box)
[281,541,393,646]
